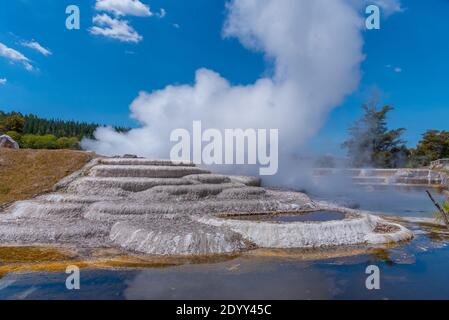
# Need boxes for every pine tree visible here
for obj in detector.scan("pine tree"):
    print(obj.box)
[342,102,408,168]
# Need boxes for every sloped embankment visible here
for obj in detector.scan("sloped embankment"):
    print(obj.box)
[0,149,94,206]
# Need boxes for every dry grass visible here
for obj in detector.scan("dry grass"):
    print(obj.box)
[0,148,93,206]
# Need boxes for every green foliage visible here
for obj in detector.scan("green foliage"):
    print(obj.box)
[21,134,58,149]
[56,137,80,149]
[342,102,408,168]
[22,113,100,139]
[433,201,449,224]
[0,110,129,139]
[18,134,81,150]
[444,202,449,212]
[411,130,449,166]
[5,131,21,144]
[0,110,129,150]
[0,112,25,133]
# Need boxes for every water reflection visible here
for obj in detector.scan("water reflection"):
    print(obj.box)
[1,235,449,300]
[0,187,448,300]
[311,186,446,217]
[226,211,345,222]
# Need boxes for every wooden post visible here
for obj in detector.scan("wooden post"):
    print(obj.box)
[426,190,449,228]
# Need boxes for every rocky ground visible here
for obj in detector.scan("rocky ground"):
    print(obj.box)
[0,156,413,256]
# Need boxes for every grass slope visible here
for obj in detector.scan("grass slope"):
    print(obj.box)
[0,149,93,206]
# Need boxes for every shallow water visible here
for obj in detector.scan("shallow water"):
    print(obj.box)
[1,187,449,300]
[228,211,345,222]
[312,186,447,217]
[1,233,449,299]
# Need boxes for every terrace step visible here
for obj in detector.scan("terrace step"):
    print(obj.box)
[143,183,247,200]
[6,201,87,219]
[89,165,210,178]
[352,177,390,184]
[0,219,109,245]
[110,218,251,255]
[84,199,288,219]
[68,177,197,193]
[99,158,195,166]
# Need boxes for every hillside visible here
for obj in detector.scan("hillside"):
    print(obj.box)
[0,149,94,206]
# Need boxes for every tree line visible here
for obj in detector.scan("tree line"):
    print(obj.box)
[0,111,129,150]
[340,101,449,168]
[2,108,447,168]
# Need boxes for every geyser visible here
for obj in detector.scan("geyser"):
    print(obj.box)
[82,0,365,180]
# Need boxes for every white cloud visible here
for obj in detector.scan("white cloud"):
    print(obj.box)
[373,0,404,16]
[386,64,402,73]
[0,78,6,85]
[0,42,33,71]
[89,14,143,43]
[20,40,52,56]
[95,0,152,17]
[172,23,180,29]
[91,0,156,42]
[156,8,166,18]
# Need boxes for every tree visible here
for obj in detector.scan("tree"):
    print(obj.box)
[0,113,25,133]
[0,109,130,150]
[411,130,449,166]
[342,102,408,168]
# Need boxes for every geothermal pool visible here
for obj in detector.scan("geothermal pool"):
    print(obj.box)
[0,187,448,300]
[226,211,346,222]
[311,186,446,217]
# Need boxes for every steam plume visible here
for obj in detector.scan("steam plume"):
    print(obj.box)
[83,0,367,179]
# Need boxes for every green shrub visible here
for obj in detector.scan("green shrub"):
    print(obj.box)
[19,134,80,149]
[21,134,58,149]
[5,131,22,144]
[56,137,80,149]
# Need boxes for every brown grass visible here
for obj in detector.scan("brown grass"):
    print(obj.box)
[0,148,93,206]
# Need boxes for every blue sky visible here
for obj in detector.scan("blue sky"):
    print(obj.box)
[0,0,448,155]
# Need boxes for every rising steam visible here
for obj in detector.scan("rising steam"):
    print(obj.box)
[82,0,397,181]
